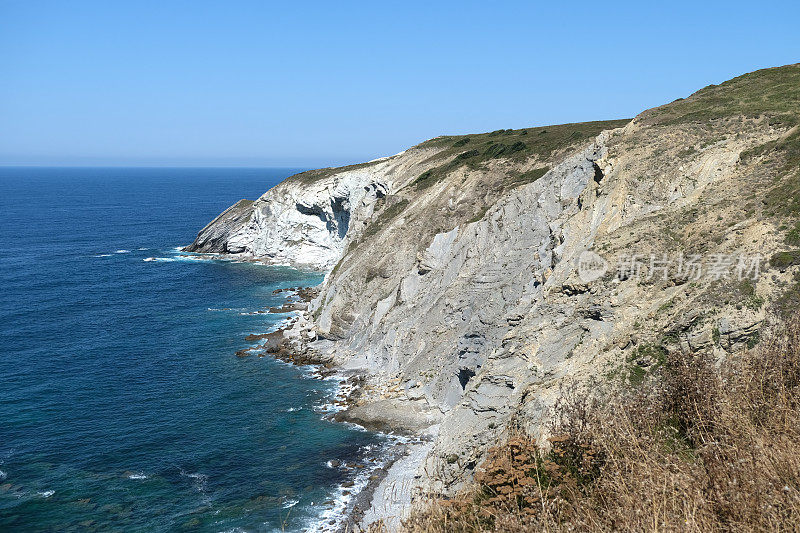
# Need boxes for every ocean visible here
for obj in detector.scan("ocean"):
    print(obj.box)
[0,167,383,532]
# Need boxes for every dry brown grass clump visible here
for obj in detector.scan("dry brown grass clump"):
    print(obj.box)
[404,317,800,532]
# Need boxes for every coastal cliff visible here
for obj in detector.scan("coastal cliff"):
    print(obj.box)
[188,63,800,529]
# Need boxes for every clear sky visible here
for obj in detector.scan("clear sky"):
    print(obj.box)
[1,0,798,167]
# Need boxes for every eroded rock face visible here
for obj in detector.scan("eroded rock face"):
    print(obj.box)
[186,199,255,253]
[317,120,785,499]
[183,149,438,269]
[184,174,381,269]
[314,136,612,408]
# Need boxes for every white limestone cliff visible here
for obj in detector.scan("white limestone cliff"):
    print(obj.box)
[184,148,440,269]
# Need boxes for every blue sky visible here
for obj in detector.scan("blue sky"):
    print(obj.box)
[1,1,798,167]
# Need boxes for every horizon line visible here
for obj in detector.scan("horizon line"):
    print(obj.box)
[0,164,314,169]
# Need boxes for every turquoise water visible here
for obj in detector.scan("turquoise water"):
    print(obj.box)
[0,168,381,532]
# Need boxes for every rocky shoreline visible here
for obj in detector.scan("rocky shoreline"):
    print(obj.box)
[235,286,331,363]
[342,435,434,532]
[238,284,422,531]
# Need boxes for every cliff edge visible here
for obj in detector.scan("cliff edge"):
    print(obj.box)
[187,63,800,529]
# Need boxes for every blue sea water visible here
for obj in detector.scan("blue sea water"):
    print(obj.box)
[0,168,381,532]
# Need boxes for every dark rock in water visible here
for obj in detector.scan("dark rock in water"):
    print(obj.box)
[268,302,307,313]
[240,327,333,368]
[295,286,320,302]
[271,285,319,301]
[244,330,284,351]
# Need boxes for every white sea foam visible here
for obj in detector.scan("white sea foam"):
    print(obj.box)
[158,246,282,267]
[304,444,391,533]
[286,407,301,412]
[180,471,209,493]
[300,376,404,532]
[94,254,112,258]
[172,254,217,263]
[0,470,6,481]
[145,256,194,263]
[127,472,148,480]
[38,490,55,498]
[115,249,130,254]
[312,402,336,414]
[144,253,217,264]
[282,498,299,509]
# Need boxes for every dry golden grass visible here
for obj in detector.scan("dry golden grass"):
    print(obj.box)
[403,316,800,532]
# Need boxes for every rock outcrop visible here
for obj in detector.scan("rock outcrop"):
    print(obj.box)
[184,151,440,269]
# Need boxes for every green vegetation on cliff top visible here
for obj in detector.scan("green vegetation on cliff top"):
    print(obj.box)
[284,64,799,191]
[641,63,800,126]
[420,119,631,159]
[283,119,631,187]
[412,119,630,190]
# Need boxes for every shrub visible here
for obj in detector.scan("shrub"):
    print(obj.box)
[412,170,436,189]
[455,149,480,161]
[786,221,800,246]
[771,249,800,269]
[404,316,800,532]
